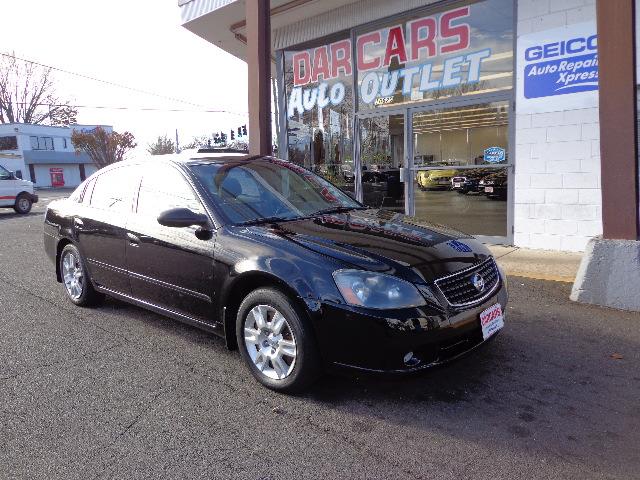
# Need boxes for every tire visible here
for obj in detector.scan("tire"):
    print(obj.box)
[59,244,104,307]
[236,288,321,393]
[13,193,32,214]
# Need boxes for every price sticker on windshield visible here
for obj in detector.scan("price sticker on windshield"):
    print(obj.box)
[480,303,504,340]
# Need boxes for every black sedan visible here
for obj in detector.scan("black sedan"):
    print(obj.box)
[480,171,508,200]
[451,169,492,194]
[44,154,507,392]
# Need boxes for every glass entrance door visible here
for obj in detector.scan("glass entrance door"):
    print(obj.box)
[409,101,511,241]
[357,113,405,211]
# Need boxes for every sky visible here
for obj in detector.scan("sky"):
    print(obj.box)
[0,0,249,153]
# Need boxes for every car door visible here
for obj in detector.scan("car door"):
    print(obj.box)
[0,165,18,207]
[76,165,139,295]
[125,164,216,323]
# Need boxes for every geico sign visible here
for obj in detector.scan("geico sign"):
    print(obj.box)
[524,35,598,62]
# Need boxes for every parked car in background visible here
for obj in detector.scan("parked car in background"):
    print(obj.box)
[340,165,355,182]
[44,153,507,392]
[451,169,493,194]
[416,169,459,190]
[0,164,38,214]
[480,170,508,200]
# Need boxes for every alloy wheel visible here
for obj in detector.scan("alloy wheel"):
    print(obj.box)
[62,251,84,300]
[243,305,297,380]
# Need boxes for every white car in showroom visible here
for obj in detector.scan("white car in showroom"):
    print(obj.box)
[0,164,38,214]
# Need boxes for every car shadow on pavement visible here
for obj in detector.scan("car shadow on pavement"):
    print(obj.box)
[297,279,640,477]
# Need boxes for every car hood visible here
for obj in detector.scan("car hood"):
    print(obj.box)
[268,209,492,284]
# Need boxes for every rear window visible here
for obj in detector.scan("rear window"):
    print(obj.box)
[69,180,88,203]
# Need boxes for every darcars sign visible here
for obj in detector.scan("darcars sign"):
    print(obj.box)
[356,6,492,106]
[287,3,506,117]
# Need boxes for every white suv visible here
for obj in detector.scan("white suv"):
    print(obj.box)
[0,164,38,214]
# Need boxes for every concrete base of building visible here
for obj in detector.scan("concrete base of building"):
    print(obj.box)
[570,236,640,312]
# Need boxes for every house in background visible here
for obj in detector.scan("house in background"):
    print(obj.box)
[0,123,112,188]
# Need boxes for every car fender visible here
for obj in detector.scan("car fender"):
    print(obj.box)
[217,251,343,350]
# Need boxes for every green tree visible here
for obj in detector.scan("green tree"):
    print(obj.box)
[71,127,136,169]
[147,135,175,155]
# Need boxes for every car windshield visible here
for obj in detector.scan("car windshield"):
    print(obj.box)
[189,157,362,224]
[0,165,10,176]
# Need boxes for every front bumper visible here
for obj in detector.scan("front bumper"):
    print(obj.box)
[313,283,508,373]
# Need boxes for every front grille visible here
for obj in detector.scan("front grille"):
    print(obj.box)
[434,257,500,307]
[452,176,466,182]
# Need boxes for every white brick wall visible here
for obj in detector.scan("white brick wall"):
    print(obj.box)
[514,0,601,252]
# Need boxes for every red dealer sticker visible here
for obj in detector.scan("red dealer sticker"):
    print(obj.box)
[479,303,504,340]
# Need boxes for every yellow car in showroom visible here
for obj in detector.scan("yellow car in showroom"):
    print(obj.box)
[416,169,459,190]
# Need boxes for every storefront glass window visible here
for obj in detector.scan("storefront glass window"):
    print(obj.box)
[412,101,509,237]
[358,114,405,211]
[283,35,354,195]
[356,0,513,111]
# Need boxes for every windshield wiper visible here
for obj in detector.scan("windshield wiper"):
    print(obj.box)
[240,216,295,226]
[312,206,367,216]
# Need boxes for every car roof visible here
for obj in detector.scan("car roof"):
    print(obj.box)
[118,151,260,167]
[175,151,255,165]
[103,152,288,176]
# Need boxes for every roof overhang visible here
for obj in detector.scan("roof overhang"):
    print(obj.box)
[179,0,357,68]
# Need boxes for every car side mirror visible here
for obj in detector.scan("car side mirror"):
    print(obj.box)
[157,208,209,228]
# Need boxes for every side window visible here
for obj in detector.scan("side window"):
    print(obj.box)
[136,165,203,218]
[89,167,136,212]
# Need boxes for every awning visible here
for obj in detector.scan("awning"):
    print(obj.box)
[23,150,94,165]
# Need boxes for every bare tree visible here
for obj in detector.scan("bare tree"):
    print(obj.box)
[147,135,176,155]
[0,52,78,126]
[71,127,136,169]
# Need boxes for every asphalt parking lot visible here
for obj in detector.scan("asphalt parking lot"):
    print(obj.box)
[1,191,639,480]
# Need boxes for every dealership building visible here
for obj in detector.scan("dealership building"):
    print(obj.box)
[179,0,640,310]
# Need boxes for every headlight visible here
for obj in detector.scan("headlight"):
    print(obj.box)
[332,270,427,309]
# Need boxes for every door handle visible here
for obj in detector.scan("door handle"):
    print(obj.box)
[126,232,140,246]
